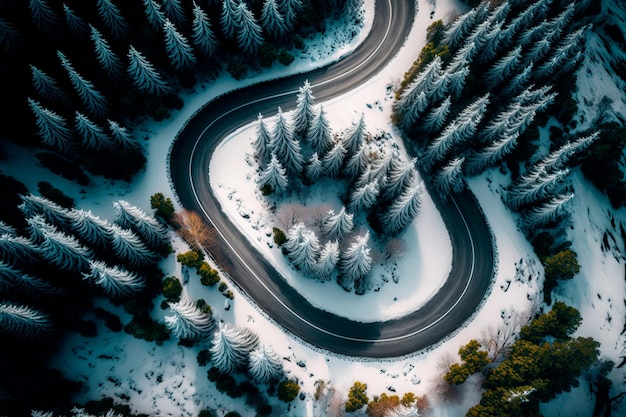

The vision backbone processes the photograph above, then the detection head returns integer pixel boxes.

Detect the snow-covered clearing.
[2,0,623,416]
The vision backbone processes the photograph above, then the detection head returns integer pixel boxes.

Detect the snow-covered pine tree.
[343,142,370,181]
[220,0,239,39]
[26,214,57,244]
[258,153,289,194]
[191,1,219,57]
[36,222,92,273]
[280,0,303,31]
[248,344,283,384]
[348,178,380,213]
[58,51,108,120]
[477,20,504,66]
[30,65,69,105]
[393,57,442,128]
[252,114,273,167]
[68,209,115,250]
[74,111,117,150]
[521,192,575,229]
[18,193,72,229]
[109,224,157,269]
[432,156,466,198]
[163,18,197,71]
[315,240,339,281]
[293,80,316,138]
[162,0,187,28]
[29,0,61,37]
[164,293,215,340]
[462,18,493,61]
[307,105,334,157]
[211,323,260,374]
[0,221,15,236]
[0,233,39,267]
[446,40,476,74]
[484,45,522,86]
[321,207,354,242]
[382,157,417,202]
[108,119,140,149]
[321,140,347,178]
[90,25,124,81]
[260,0,288,40]
[287,228,319,274]
[442,6,480,49]
[271,107,303,176]
[545,2,575,43]
[506,169,569,210]
[502,63,533,97]
[0,261,59,297]
[143,0,165,32]
[113,200,169,250]
[236,2,265,54]
[338,231,372,293]
[283,222,306,253]
[305,152,323,182]
[342,113,367,158]
[127,45,171,96]
[422,96,452,133]
[0,17,23,54]
[0,302,52,339]
[83,260,146,298]
[387,402,421,417]
[446,66,469,100]
[465,132,519,176]
[353,165,373,190]
[378,181,423,235]
[97,0,128,40]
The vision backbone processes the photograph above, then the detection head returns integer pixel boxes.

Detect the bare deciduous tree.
[173,209,215,250]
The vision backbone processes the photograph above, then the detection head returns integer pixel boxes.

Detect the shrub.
[197,349,211,367]
[273,227,286,246]
[346,381,369,412]
[177,250,204,268]
[218,282,228,292]
[150,192,175,220]
[199,262,220,286]
[278,50,295,66]
[277,379,300,402]
[161,276,182,301]
[94,308,123,332]
[260,184,273,195]
[124,316,170,345]
[35,152,90,186]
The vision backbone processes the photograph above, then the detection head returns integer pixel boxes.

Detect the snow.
[2,0,624,416]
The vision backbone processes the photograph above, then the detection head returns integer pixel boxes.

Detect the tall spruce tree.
[271,107,303,176]
[58,51,108,120]
[235,2,265,54]
[339,231,372,293]
[90,25,124,80]
[248,344,283,384]
[521,192,575,229]
[293,80,316,138]
[307,105,334,157]
[83,260,146,298]
[163,18,197,71]
[28,98,74,153]
[74,111,116,150]
[0,302,52,339]
[315,240,339,281]
[97,0,128,40]
[252,113,273,167]
[127,45,171,96]
[113,200,169,250]
[260,0,288,40]
[378,181,423,235]
[191,1,219,57]
[321,207,354,242]
[211,323,260,374]
[162,0,187,28]
[30,65,68,105]
[165,293,215,340]
[432,157,466,198]
[258,153,289,195]
[321,140,347,178]
[143,0,165,31]
[305,152,323,183]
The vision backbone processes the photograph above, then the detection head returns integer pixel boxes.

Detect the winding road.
[168,0,495,358]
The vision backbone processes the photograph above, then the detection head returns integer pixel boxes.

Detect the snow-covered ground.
[2,0,623,416]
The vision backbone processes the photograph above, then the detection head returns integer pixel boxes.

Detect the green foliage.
[519,301,582,344]
[426,19,444,44]
[259,43,278,68]
[260,184,273,195]
[218,282,228,292]
[227,59,248,80]
[37,181,74,209]
[541,249,580,304]
[273,227,287,246]
[366,393,399,417]
[395,41,449,101]
[161,276,182,301]
[199,262,220,286]
[150,193,175,220]
[444,340,489,385]
[277,379,301,402]
[346,381,369,412]
[278,50,295,66]
[177,250,205,268]
[124,316,170,345]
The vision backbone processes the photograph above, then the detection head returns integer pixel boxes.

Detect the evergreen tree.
[220,0,239,40]
[18,193,72,228]
[248,344,283,384]
[506,169,569,210]
[462,18,493,62]
[252,113,273,167]
[502,63,534,97]
[0,17,23,54]
[484,45,522,86]
[343,142,370,181]
[97,0,128,40]
[283,222,306,254]
[315,240,339,281]
[446,66,469,99]
[0,302,52,339]
[271,107,303,176]
[236,2,265,55]
[353,165,373,190]
[432,157,466,198]
[90,25,124,80]
[339,231,372,292]
[58,51,109,120]
[127,46,171,96]
[321,207,354,242]
[287,228,319,274]
[446,40,477,74]
[258,153,289,195]
[143,0,165,31]
[379,181,423,235]
[83,260,146,298]
[211,323,260,374]
[442,6,480,49]
[421,95,451,134]
[0,222,15,236]
[74,111,116,150]
[191,1,219,57]
[36,222,92,272]
[26,214,57,244]
[165,293,215,340]
[321,140,347,178]
[348,178,380,213]
[293,80,316,138]
[343,113,367,157]
[382,157,417,202]
[393,57,442,127]
[113,200,169,250]
[0,261,59,297]
[109,224,157,269]
[30,65,68,105]
[0,233,39,268]
[305,152,323,182]
[163,18,197,71]
[260,0,288,40]
[307,105,334,156]
[521,192,575,228]
[466,133,519,176]
[68,209,115,250]
[162,0,187,28]
[280,0,303,31]
[108,119,140,149]
[29,0,61,37]
[477,20,504,65]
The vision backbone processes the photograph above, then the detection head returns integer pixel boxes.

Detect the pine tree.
[421,96,451,133]
[307,105,334,157]
[162,0,187,28]
[502,63,534,97]
[321,207,354,242]
[466,133,519,176]
[0,233,39,267]
[442,7,480,49]
[83,260,146,298]
[432,157,466,198]
[271,107,303,176]
[339,231,372,292]
[235,2,265,55]
[280,0,303,31]
[29,0,61,37]
[248,344,283,384]
[506,169,569,210]
[287,228,319,274]
[75,111,116,150]
[252,113,272,167]
[258,153,289,194]
[321,140,347,178]
[163,18,196,71]
[521,192,575,228]
[379,181,423,235]
[30,65,68,105]
[0,261,59,297]
[484,46,522,86]
[343,142,370,181]
[68,209,115,250]
[315,240,339,281]
[0,302,52,339]
[293,80,316,138]
[305,152,323,182]
[143,0,165,31]
[393,57,442,127]
[446,40,477,74]
[97,0,128,40]
[0,17,23,54]
[382,157,417,202]
[260,0,288,40]
[127,45,171,96]
[113,200,169,250]
[108,119,140,149]
[90,25,125,80]
[109,224,157,269]
[164,293,215,340]
[283,222,306,254]
[26,214,57,244]
[477,20,504,65]
[36,222,92,272]
[446,66,469,99]
[348,178,379,213]
[211,323,260,374]
[18,193,72,228]
[343,113,367,157]
[0,222,15,236]
[220,0,239,40]
[462,18,493,61]
[191,1,219,57]
[58,51,109,120]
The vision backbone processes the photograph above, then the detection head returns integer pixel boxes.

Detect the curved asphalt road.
[169,0,495,358]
